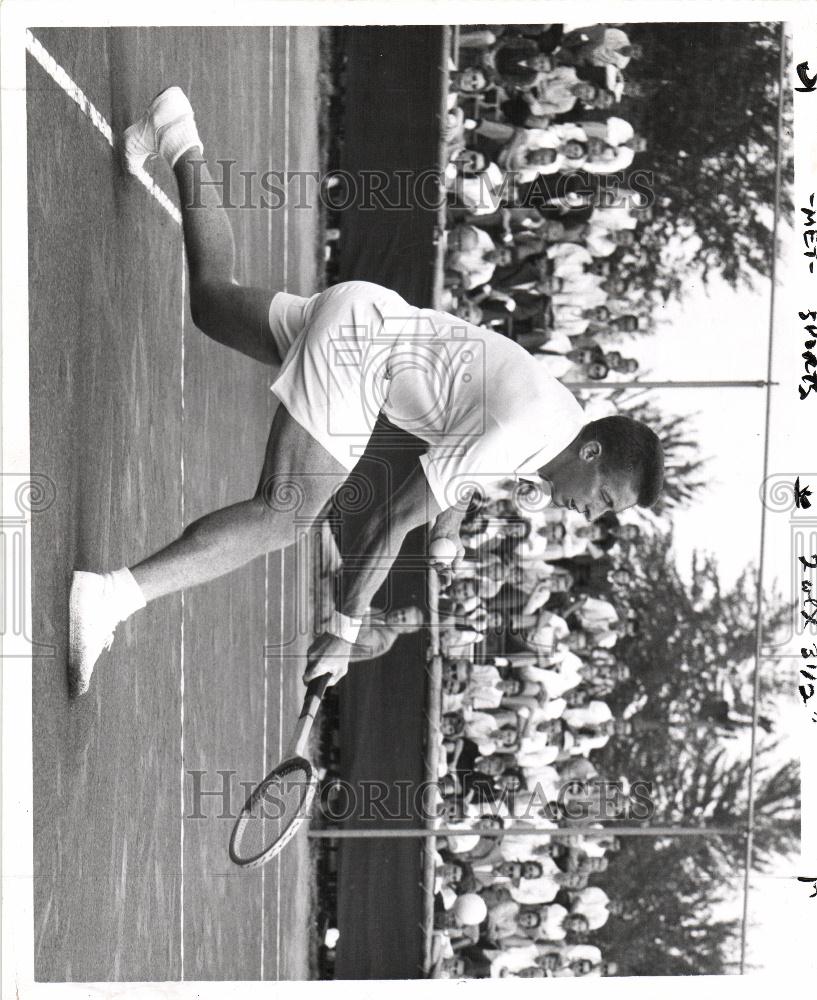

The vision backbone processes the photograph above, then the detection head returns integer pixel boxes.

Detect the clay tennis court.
[28,26,322,981]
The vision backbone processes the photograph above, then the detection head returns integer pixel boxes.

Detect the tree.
[586,529,799,974]
[556,22,791,305]
[610,22,792,304]
[602,529,789,729]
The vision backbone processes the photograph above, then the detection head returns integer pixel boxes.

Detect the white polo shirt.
[381,309,586,511]
[270,284,586,509]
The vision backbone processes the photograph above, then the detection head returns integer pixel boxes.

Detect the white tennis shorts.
[268,280,413,471]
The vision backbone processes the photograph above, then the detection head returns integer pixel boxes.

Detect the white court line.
[179,257,186,981]
[24,27,190,977]
[260,23,274,982]
[25,29,182,227]
[275,26,291,981]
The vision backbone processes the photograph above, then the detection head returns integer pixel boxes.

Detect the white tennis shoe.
[123,86,200,174]
[68,571,120,697]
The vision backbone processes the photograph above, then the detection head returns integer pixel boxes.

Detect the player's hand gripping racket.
[229,674,330,869]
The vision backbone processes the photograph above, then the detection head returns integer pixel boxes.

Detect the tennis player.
[68,87,663,696]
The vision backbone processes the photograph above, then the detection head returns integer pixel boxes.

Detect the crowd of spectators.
[426,467,640,978]
[442,22,650,386]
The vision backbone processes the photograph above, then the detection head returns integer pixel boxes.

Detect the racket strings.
[231,760,314,866]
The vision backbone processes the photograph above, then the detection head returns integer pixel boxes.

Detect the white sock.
[104,568,147,623]
[160,116,203,168]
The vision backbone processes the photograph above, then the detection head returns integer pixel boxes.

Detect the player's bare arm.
[304,460,439,686]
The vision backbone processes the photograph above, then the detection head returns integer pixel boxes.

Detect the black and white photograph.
[2,2,815,993]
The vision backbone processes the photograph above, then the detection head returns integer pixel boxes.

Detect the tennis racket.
[229,674,330,869]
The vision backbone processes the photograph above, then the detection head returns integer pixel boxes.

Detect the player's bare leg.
[130,407,346,603]
[125,85,278,363]
[69,87,345,695]
[174,148,279,364]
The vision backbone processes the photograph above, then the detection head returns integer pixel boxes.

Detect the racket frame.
[228,674,330,869]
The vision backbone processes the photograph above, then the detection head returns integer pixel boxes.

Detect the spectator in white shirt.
[567,594,620,634]
[569,885,622,930]
[446,152,507,216]
[521,905,590,943]
[518,648,588,697]
[523,66,597,117]
[563,696,613,730]
[556,26,642,70]
[509,868,587,906]
[446,224,513,290]
[585,224,637,258]
[547,241,594,277]
[510,607,571,657]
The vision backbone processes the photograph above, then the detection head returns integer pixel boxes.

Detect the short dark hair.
[583,415,664,508]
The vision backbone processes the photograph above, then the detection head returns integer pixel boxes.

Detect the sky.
[612,230,815,972]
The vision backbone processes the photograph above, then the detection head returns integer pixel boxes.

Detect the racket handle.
[290,674,330,758]
[302,674,331,717]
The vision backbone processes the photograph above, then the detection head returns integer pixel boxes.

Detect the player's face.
[522,861,542,879]
[551,449,639,523]
[539,954,561,971]
[519,967,546,978]
[518,911,539,929]
[563,141,585,159]
[501,677,522,695]
[576,83,596,102]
